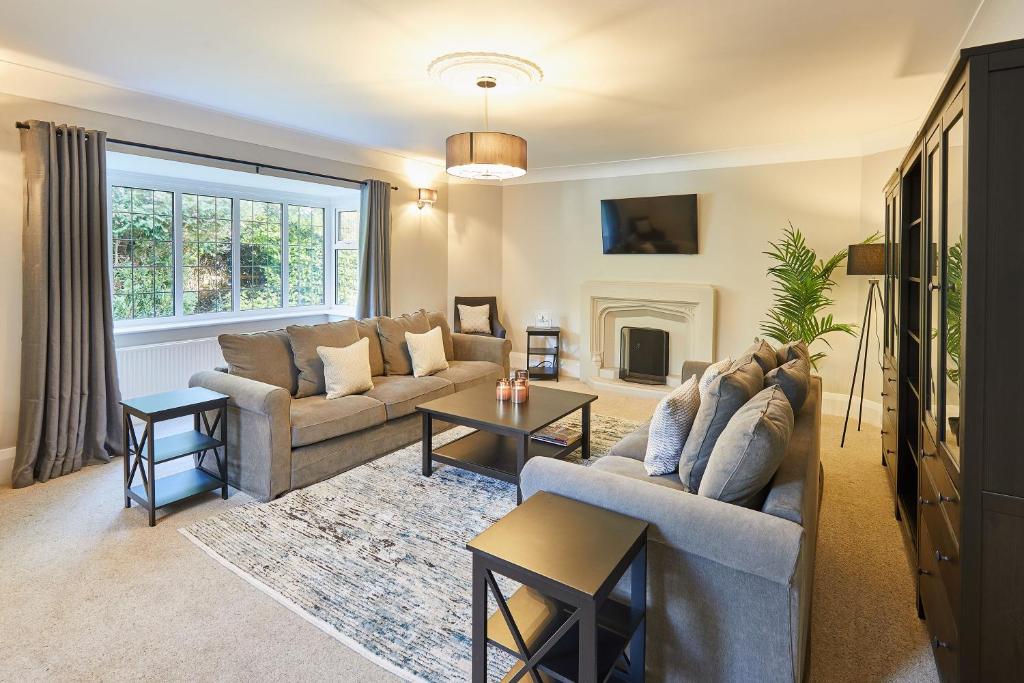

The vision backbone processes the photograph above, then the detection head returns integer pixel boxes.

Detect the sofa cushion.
[737,339,778,375]
[354,317,386,377]
[363,375,454,419]
[678,359,764,491]
[591,455,688,492]
[698,385,794,508]
[609,422,650,462]
[434,360,504,391]
[698,357,732,400]
[289,393,387,447]
[219,329,298,395]
[319,337,374,400]
[644,375,701,476]
[377,311,431,375]
[287,320,360,397]
[425,310,455,361]
[776,340,810,367]
[406,326,450,377]
[762,376,821,524]
[764,358,811,413]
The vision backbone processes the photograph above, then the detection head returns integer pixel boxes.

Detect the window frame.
[333,208,360,309]
[107,169,354,331]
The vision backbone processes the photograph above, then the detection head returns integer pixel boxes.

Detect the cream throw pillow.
[458,304,491,334]
[317,338,374,400]
[405,326,450,377]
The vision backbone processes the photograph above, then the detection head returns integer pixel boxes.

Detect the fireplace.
[619,327,669,384]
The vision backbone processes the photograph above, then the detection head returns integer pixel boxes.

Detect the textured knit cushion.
[678,359,764,491]
[354,317,386,377]
[698,357,732,400]
[643,375,701,475]
[458,304,491,334]
[219,329,298,394]
[738,338,778,374]
[764,358,811,412]
[287,320,360,398]
[698,385,794,508]
[776,340,811,367]
[317,337,374,400]
[377,311,431,375]
[405,326,450,377]
[425,310,455,361]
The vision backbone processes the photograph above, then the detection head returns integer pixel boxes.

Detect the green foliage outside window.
[240,200,283,311]
[111,186,174,320]
[288,205,325,307]
[183,193,233,315]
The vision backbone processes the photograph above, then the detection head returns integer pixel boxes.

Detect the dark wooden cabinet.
[883,38,1024,682]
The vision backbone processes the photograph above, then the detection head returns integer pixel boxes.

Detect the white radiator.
[116,337,225,400]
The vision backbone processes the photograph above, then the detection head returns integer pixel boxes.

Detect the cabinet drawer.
[881,416,897,475]
[922,448,961,539]
[919,521,959,682]
[920,468,961,611]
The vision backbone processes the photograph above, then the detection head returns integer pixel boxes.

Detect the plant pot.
[948,416,960,445]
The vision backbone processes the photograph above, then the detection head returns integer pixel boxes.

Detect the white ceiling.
[0,0,981,170]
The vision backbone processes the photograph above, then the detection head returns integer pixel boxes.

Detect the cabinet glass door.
[927,143,942,425]
[943,116,964,465]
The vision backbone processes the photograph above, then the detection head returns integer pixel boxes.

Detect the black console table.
[121,387,229,526]
[467,491,648,682]
[526,326,560,381]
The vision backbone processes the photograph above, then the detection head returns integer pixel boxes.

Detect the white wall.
[963,0,1024,47]
[446,181,503,320]
[500,150,904,397]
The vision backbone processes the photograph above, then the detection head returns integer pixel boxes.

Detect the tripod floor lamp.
[841,243,885,447]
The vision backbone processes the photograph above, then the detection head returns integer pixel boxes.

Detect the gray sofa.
[189,311,511,501]
[520,361,823,682]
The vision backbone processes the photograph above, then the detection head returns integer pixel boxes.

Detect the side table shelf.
[526,327,561,382]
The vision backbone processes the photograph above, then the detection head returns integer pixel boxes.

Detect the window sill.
[114,308,338,336]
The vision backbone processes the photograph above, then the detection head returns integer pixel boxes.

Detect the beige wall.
[500,150,904,397]
[446,181,503,319]
[0,92,450,454]
[963,0,1024,47]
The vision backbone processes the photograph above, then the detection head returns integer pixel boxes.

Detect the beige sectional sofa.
[189,310,511,501]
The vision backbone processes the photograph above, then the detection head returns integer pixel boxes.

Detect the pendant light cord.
[483,86,490,132]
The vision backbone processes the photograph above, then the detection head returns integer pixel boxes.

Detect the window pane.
[111,185,174,320]
[239,199,283,310]
[288,205,324,307]
[335,249,358,307]
[182,193,233,315]
[338,209,359,244]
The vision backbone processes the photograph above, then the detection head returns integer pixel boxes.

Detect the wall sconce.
[417,188,437,209]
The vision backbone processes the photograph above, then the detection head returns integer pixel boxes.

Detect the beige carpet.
[0,380,937,681]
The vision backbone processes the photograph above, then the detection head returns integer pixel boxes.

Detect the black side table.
[526,326,560,382]
[467,491,648,683]
[122,387,229,526]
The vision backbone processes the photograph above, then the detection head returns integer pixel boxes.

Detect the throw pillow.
[698,357,732,400]
[643,375,701,475]
[776,340,811,367]
[317,337,374,400]
[425,310,455,360]
[218,329,298,395]
[458,304,491,334]
[377,311,431,375]
[738,338,778,374]
[698,385,794,508]
[764,358,811,413]
[678,359,764,491]
[405,326,450,377]
[286,320,360,398]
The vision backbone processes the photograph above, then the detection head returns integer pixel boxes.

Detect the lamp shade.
[446,132,527,180]
[847,243,885,275]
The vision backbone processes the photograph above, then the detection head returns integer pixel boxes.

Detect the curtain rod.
[14,121,399,191]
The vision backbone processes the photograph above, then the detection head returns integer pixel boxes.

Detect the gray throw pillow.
[643,375,701,476]
[287,320,361,398]
[738,338,778,374]
[425,310,455,361]
[354,317,386,377]
[775,340,810,367]
[698,385,794,508]
[377,311,431,375]
[764,358,810,413]
[218,329,298,395]
[678,359,764,491]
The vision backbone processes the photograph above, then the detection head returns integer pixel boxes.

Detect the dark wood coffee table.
[417,384,597,503]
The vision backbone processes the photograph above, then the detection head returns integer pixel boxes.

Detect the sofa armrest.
[189,370,292,501]
[452,332,511,376]
[520,458,804,585]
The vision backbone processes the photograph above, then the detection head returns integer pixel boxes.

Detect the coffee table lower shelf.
[431,430,583,483]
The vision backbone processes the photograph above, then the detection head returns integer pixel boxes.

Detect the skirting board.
[0,446,15,488]
[510,351,882,427]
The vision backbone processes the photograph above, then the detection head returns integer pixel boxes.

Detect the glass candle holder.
[512,379,528,404]
[496,378,512,401]
[514,370,530,398]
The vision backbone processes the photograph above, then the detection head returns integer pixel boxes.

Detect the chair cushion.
[678,359,764,491]
[425,310,455,361]
[458,304,491,334]
[363,375,454,419]
[609,422,650,461]
[289,393,387,447]
[764,358,811,413]
[644,375,701,475]
[698,385,794,508]
[287,320,360,397]
[319,337,374,400]
[591,455,688,492]
[377,311,431,375]
[219,329,298,395]
[433,360,504,391]
[406,326,450,377]
[354,317,386,377]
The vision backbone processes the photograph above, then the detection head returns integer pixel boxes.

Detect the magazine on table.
[531,424,582,447]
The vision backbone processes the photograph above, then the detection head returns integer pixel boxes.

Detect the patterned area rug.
[181,412,640,682]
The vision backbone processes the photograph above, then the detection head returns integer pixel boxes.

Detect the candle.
[515,370,530,398]
[496,379,511,401]
[512,379,528,404]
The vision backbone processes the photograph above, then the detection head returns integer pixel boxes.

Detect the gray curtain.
[356,179,391,318]
[13,121,122,488]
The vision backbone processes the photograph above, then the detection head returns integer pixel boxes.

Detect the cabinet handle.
[881,391,889,397]
[918,567,932,576]
[939,494,958,504]
[928,282,941,292]
[885,449,895,455]
[919,496,935,506]
[931,637,951,650]
[887,407,896,413]
[881,430,889,436]
[935,549,952,563]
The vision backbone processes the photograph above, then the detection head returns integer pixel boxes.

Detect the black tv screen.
[601,194,698,254]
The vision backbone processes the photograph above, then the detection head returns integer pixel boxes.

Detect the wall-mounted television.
[601,194,698,254]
